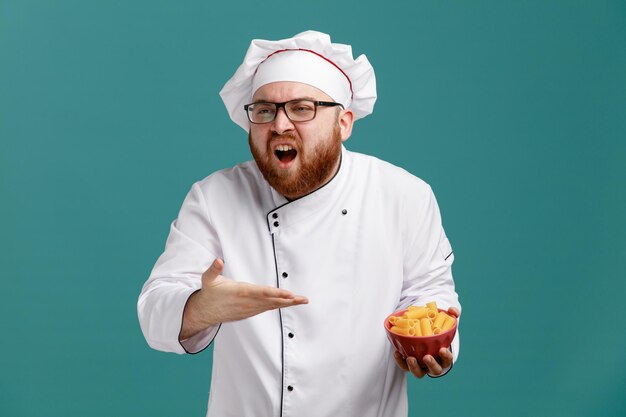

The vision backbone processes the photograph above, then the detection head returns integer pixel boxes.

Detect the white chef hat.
[220,30,377,131]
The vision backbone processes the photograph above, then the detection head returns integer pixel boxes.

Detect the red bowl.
[384,308,457,360]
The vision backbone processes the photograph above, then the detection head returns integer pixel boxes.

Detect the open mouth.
[274,144,298,164]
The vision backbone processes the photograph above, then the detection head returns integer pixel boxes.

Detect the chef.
[138,30,461,417]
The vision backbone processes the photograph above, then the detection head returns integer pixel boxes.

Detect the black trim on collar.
[265,152,343,219]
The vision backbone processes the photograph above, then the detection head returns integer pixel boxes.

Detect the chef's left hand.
[392,306,459,379]
[393,348,453,378]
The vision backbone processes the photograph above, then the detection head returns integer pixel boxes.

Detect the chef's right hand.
[179,258,308,340]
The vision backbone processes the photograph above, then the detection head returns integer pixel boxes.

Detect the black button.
[272,213,278,219]
[273,221,279,227]
[287,385,294,391]
[288,332,294,338]
[282,272,288,278]
[342,209,347,215]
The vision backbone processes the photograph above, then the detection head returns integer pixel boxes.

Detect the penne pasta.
[442,315,456,331]
[391,326,416,336]
[405,307,429,319]
[433,312,447,329]
[419,318,433,336]
[394,319,411,328]
[387,300,457,338]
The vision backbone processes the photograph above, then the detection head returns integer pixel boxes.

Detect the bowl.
[384,308,457,360]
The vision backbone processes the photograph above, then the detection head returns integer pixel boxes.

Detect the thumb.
[202,258,224,286]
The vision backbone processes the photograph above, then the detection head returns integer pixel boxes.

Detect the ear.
[338,109,354,142]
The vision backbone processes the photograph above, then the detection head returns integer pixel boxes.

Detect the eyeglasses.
[244,99,344,124]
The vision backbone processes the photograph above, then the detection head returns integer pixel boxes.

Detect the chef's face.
[248,81,354,200]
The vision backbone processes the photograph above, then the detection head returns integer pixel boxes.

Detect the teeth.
[276,145,294,151]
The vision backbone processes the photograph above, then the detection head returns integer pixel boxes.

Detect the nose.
[272,106,295,135]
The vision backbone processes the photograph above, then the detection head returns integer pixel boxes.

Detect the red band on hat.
[257,48,354,100]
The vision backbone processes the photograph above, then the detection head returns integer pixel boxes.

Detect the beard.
[249,124,342,200]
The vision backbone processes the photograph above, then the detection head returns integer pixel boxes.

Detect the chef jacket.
[138,145,461,417]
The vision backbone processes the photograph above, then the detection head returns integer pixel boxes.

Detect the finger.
[202,258,224,284]
[406,356,426,379]
[447,307,460,318]
[423,354,443,376]
[268,296,309,308]
[290,296,309,304]
[438,348,453,369]
[393,351,410,372]
[259,285,299,299]
[250,285,309,304]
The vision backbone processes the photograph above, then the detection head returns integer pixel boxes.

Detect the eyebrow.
[251,96,318,104]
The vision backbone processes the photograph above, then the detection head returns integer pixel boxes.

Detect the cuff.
[179,324,221,354]
[177,290,221,354]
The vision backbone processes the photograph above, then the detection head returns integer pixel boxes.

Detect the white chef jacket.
[138,145,461,417]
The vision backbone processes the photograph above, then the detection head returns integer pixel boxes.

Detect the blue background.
[1,1,625,415]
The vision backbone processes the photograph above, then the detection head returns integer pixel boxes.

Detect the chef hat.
[220,30,377,131]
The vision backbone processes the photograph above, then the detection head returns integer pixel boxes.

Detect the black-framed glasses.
[244,99,344,124]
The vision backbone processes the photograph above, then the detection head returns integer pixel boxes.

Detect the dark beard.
[249,125,342,200]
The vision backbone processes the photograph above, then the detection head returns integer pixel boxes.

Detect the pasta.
[433,312,447,329]
[420,318,433,336]
[390,325,416,336]
[388,301,457,338]
[405,306,429,319]
[442,315,456,331]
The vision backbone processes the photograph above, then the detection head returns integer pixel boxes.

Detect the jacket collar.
[266,145,351,233]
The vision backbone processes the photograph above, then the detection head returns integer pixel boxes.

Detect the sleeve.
[137,182,222,354]
[399,184,461,366]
